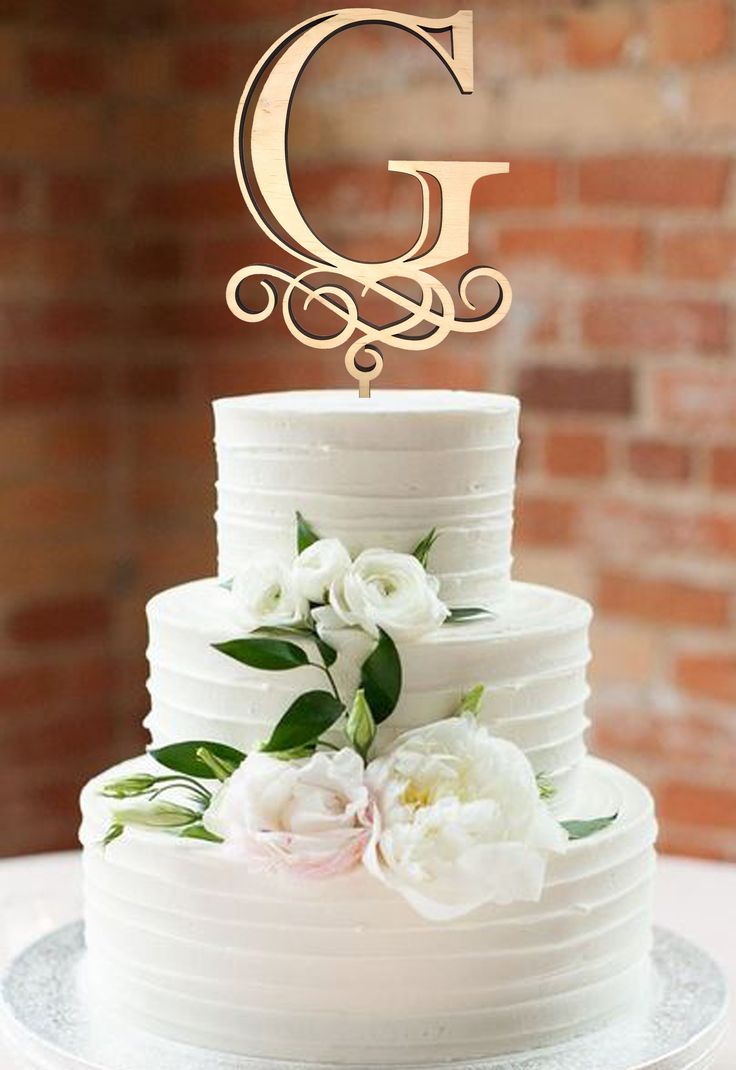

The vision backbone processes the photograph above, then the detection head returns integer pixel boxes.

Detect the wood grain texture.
[225,8,512,395]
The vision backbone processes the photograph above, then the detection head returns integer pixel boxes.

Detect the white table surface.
[1,851,734,1068]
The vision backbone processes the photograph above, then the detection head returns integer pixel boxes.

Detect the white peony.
[203,748,373,877]
[318,548,448,643]
[363,716,567,920]
[230,553,308,631]
[292,538,351,604]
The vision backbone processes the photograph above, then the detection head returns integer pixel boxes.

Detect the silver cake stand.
[0,922,728,1070]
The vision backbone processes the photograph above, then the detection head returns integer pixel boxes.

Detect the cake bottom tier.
[79,757,657,1066]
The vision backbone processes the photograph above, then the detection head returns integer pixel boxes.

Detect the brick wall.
[1,0,735,858]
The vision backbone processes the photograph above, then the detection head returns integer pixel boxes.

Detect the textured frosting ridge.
[144,578,592,809]
[78,388,659,1064]
[80,758,656,1064]
[214,390,519,608]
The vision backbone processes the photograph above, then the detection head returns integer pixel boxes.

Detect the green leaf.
[458,683,485,717]
[261,690,345,754]
[296,511,321,554]
[536,773,556,801]
[360,628,402,725]
[101,774,159,799]
[213,638,309,671]
[345,689,376,762]
[150,740,246,779]
[444,607,495,624]
[252,624,313,638]
[561,813,618,841]
[113,801,201,829]
[315,634,338,668]
[102,823,124,846]
[179,822,224,844]
[195,746,234,782]
[411,527,440,568]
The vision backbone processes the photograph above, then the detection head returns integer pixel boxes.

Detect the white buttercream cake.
[79,390,658,1064]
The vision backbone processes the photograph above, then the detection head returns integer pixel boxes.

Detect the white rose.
[204,748,373,877]
[230,553,308,631]
[292,538,351,604]
[320,549,448,642]
[363,716,567,920]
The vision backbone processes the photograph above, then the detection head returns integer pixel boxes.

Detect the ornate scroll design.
[226,9,512,397]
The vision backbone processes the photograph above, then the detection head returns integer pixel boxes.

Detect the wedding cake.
[79,389,657,1065]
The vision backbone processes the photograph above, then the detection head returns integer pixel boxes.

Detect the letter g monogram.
[226,9,512,396]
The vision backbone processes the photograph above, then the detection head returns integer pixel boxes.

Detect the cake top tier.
[213,389,520,609]
[213,390,519,448]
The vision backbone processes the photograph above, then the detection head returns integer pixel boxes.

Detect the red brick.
[113,104,191,169]
[514,494,578,546]
[593,707,733,765]
[0,361,107,406]
[649,0,730,64]
[658,229,736,281]
[692,69,736,128]
[44,174,106,223]
[27,44,107,93]
[659,782,736,830]
[499,224,643,276]
[132,408,213,466]
[114,39,171,95]
[0,102,103,165]
[597,572,729,628]
[584,501,736,560]
[652,367,736,432]
[1,477,107,535]
[0,665,57,711]
[115,239,183,282]
[578,156,730,208]
[8,595,112,644]
[566,5,637,68]
[133,175,243,222]
[0,173,23,217]
[711,447,736,489]
[293,163,425,218]
[134,298,243,340]
[583,296,728,353]
[45,416,113,464]
[125,360,185,401]
[628,438,691,482]
[676,653,736,705]
[519,364,633,416]
[544,429,609,478]
[173,41,233,90]
[472,158,560,210]
[657,827,735,863]
[0,231,105,286]
[185,0,303,23]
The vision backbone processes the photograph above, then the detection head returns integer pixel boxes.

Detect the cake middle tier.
[213,390,519,608]
[145,579,592,810]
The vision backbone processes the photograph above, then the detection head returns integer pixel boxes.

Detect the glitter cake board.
[0,923,728,1070]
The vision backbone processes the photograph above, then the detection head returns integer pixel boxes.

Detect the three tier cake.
[79,389,658,1064]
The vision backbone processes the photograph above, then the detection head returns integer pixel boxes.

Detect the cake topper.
[226,9,512,396]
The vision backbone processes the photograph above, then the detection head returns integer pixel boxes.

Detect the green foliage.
[179,823,224,844]
[213,637,309,671]
[561,814,618,841]
[360,628,402,724]
[457,683,485,717]
[346,689,377,762]
[445,607,495,623]
[411,527,439,568]
[296,511,321,553]
[260,691,345,755]
[149,740,246,779]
